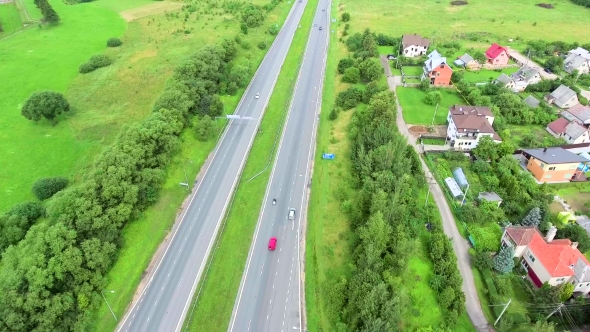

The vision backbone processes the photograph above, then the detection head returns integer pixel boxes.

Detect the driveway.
[506,48,559,80]
[379,60,494,332]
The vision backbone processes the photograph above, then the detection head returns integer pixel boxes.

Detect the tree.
[531,321,556,332]
[32,177,69,200]
[338,58,355,74]
[419,78,430,91]
[342,67,360,83]
[21,91,70,123]
[473,251,494,270]
[473,51,486,63]
[106,37,122,47]
[473,136,499,161]
[257,41,266,50]
[34,0,59,24]
[341,12,350,22]
[241,5,265,28]
[195,115,215,141]
[493,247,514,274]
[544,56,564,73]
[329,108,338,120]
[359,58,382,82]
[451,71,464,83]
[521,207,542,227]
[559,282,574,302]
[268,23,279,36]
[423,90,442,105]
[557,224,590,252]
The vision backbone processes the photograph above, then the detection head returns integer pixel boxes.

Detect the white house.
[446,105,501,150]
[401,34,430,58]
[546,118,590,144]
[545,85,579,109]
[564,48,590,75]
[510,65,542,92]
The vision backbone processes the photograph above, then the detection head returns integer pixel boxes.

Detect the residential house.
[520,147,589,182]
[562,104,590,125]
[485,43,509,66]
[501,225,590,294]
[401,34,430,57]
[478,192,502,207]
[454,53,479,69]
[564,48,590,75]
[422,50,453,86]
[545,84,579,109]
[495,73,515,89]
[546,118,589,144]
[510,65,541,92]
[446,105,501,150]
[524,95,540,108]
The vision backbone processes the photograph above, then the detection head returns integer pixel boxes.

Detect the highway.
[228,1,330,331]
[115,1,309,331]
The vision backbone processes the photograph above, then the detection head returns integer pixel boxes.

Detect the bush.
[32,177,69,200]
[335,86,363,110]
[257,41,267,50]
[329,108,338,120]
[424,90,442,105]
[195,115,215,141]
[268,23,279,35]
[79,54,112,74]
[473,251,494,270]
[494,247,515,274]
[418,78,430,91]
[106,37,122,47]
[492,274,511,296]
[342,67,360,83]
[21,91,70,123]
[337,58,355,74]
[341,12,350,22]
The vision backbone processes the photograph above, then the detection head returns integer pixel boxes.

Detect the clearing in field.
[120,1,184,22]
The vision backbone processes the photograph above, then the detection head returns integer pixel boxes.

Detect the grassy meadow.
[339,0,590,45]
[397,87,465,125]
[0,2,22,36]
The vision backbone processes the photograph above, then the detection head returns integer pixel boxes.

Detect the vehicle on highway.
[268,237,277,251]
[288,208,296,220]
[272,198,277,205]
[255,92,260,99]
[319,26,322,30]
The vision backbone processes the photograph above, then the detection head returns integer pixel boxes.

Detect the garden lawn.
[462,68,519,84]
[0,3,22,35]
[507,124,557,148]
[554,183,590,215]
[402,65,424,76]
[397,87,465,125]
[340,0,590,44]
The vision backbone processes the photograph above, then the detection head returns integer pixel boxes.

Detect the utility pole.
[494,299,512,326]
[430,103,439,127]
[545,303,564,320]
[101,290,117,322]
[461,183,470,206]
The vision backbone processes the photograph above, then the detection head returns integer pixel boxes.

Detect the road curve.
[115,2,309,331]
[227,1,330,332]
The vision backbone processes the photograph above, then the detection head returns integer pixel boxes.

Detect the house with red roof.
[485,43,509,66]
[501,225,590,294]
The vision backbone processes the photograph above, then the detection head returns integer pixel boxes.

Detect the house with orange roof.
[485,43,509,66]
[501,225,590,294]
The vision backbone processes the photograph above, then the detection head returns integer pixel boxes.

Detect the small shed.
[478,192,503,207]
[445,177,464,199]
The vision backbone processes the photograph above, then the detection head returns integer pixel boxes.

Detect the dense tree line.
[34,0,60,24]
[570,0,590,7]
[0,202,44,255]
[0,40,242,331]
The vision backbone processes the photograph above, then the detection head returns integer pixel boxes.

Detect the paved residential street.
[380,59,494,332]
[506,48,559,80]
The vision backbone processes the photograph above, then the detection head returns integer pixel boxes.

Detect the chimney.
[572,242,579,250]
[543,147,548,153]
[546,225,557,243]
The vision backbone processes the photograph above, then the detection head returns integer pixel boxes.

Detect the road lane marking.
[154,301,158,306]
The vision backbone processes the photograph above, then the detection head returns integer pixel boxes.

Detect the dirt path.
[379,59,494,332]
[120,1,184,22]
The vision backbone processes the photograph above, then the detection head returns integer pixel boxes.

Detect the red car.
[268,237,277,251]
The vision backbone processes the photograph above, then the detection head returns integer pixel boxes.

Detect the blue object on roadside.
[322,153,335,160]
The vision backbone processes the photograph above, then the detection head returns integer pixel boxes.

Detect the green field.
[340,0,590,44]
[397,87,465,125]
[0,3,22,35]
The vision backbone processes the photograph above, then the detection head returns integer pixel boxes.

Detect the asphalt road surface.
[228,1,330,332]
[116,2,309,331]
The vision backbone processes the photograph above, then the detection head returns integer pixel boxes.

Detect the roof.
[449,112,501,140]
[478,192,502,202]
[522,147,590,164]
[570,47,590,60]
[528,232,590,278]
[566,104,590,123]
[549,85,577,106]
[505,226,541,246]
[428,50,441,59]
[449,105,494,117]
[495,73,514,85]
[485,43,507,60]
[402,34,430,48]
[564,54,588,73]
[511,65,539,82]
[445,177,463,198]
[574,258,590,283]
[565,121,587,140]
[424,51,451,72]
[547,118,569,134]
[524,95,540,108]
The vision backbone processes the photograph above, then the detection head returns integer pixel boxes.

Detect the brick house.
[485,43,509,66]
[422,50,452,86]
[501,225,590,294]
[401,34,430,57]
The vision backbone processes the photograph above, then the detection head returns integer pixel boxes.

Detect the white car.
[255,92,260,99]
[288,208,296,220]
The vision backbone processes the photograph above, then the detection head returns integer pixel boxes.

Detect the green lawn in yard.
[398,87,465,125]
[402,65,424,76]
[462,68,519,84]
[390,61,401,75]
[378,45,394,55]
[340,0,590,44]
[554,183,590,215]
[421,137,446,145]
[0,3,22,35]
[506,124,559,148]
[181,1,318,331]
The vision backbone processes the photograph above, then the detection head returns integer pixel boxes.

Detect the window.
[579,284,583,288]
[564,174,572,179]
[549,166,556,171]
[556,278,565,283]
[544,174,552,179]
[587,283,590,287]
[526,251,535,263]
[540,162,545,169]
[569,164,577,169]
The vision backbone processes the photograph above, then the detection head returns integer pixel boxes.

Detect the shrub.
[268,23,279,35]
[329,108,338,120]
[342,67,360,83]
[418,78,430,91]
[335,86,363,110]
[32,177,69,200]
[492,274,511,296]
[21,91,70,123]
[195,115,215,141]
[106,37,122,47]
[337,58,355,74]
[494,247,515,274]
[473,251,494,270]
[257,41,267,50]
[79,54,112,74]
[341,12,350,22]
[424,90,442,105]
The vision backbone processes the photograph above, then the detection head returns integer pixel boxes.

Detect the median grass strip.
[182,1,320,331]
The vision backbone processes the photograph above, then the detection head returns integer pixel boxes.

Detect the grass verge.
[182,1,320,331]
